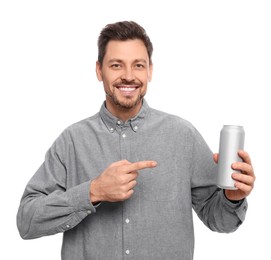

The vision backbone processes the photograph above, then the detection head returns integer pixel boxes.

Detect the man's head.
[97,21,153,66]
[96,21,153,120]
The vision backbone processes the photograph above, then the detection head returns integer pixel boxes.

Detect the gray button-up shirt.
[17,100,247,260]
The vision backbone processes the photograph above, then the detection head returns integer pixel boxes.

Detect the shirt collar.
[99,99,149,133]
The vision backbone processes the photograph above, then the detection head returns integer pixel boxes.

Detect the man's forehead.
[104,40,149,60]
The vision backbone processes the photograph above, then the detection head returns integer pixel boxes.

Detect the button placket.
[119,122,133,257]
[123,213,132,257]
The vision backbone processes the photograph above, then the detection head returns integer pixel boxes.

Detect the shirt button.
[125,249,130,255]
[117,120,121,125]
[87,210,91,214]
[125,218,130,224]
[110,128,114,132]
[66,224,70,229]
[122,134,126,138]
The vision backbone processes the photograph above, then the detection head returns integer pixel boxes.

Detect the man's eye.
[111,64,121,69]
[135,64,144,69]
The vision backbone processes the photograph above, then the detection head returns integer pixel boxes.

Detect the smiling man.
[97,38,152,121]
[17,21,255,260]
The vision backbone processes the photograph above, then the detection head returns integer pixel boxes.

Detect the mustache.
[113,80,142,87]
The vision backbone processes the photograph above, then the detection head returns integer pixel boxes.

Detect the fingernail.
[232,163,239,169]
[152,161,157,167]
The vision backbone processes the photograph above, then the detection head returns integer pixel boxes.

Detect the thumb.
[213,153,219,164]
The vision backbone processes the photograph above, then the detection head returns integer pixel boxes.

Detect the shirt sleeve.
[17,131,97,239]
[190,127,248,233]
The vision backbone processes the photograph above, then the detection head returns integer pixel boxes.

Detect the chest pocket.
[137,163,179,202]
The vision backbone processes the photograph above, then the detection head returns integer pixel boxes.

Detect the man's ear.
[96,61,103,81]
[148,63,153,82]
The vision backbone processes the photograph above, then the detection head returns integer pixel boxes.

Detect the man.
[17,21,255,259]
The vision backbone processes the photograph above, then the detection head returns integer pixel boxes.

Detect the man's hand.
[213,150,255,201]
[90,160,157,203]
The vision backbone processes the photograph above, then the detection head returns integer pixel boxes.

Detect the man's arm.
[190,128,250,233]
[17,136,96,239]
[17,131,157,239]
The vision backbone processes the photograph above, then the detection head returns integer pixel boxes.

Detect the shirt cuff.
[221,191,248,222]
[67,181,97,214]
[93,202,102,208]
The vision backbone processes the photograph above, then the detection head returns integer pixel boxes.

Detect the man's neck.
[105,99,143,122]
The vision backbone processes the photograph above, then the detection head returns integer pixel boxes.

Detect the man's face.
[96,39,153,112]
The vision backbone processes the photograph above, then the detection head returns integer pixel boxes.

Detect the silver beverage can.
[217,125,245,190]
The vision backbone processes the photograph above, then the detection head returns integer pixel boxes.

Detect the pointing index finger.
[124,161,157,173]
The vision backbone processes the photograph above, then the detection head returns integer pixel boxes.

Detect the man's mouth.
[115,84,141,94]
[117,86,138,92]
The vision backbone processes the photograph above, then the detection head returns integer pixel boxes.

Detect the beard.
[106,80,145,110]
[107,90,145,110]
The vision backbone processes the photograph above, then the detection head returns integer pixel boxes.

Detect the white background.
[1,0,270,259]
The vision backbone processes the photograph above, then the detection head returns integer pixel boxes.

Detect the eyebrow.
[108,59,147,64]
[108,59,123,63]
[134,59,147,64]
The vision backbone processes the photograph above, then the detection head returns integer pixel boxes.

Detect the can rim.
[223,125,243,128]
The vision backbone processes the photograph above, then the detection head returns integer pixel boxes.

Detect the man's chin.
[115,96,143,110]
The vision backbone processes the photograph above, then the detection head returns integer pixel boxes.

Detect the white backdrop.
[1,1,270,259]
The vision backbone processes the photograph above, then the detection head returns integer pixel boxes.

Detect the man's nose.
[120,68,135,81]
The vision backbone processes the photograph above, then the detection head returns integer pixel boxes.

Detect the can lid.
[223,125,243,128]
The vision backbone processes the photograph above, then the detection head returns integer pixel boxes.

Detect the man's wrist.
[223,190,243,204]
[90,179,102,204]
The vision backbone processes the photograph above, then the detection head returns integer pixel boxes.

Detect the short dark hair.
[97,21,153,65]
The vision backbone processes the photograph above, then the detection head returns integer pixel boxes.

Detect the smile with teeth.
[119,87,136,91]
[117,86,139,92]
